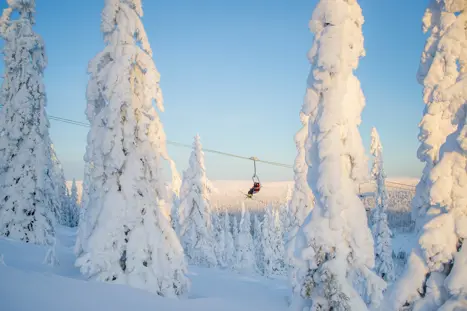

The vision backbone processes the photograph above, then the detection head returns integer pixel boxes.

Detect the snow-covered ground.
[0,226,290,311]
[2,177,419,311]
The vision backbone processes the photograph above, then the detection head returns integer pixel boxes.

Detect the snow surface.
[0,226,290,311]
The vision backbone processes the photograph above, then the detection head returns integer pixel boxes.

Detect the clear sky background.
[0,0,430,181]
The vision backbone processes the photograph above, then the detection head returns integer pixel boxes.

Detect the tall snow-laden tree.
[383,2,467,310]
[166,160,181,222]
[169,168,182,235]
[49,144,68,225]
[253,213,264,274]
[291,1,386,310]
[68,178,80,227]
[223,212,236,268]
[234,202,256,273]
[287,111,315,302]
[75,0,189,297]
[178,134,217,267]
[75,162,92,256]
[262,205,286,277]
[411,0,463,232]
[212,205,226,268]
[0,0,58,245]
[232,213,239,252]
[370,128,395,283]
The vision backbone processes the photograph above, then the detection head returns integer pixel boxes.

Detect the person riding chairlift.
[247,182,261,198]
[246,157,261,198]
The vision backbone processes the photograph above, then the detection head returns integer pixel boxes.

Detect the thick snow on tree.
[286,112,314,238]
[169,167,182,234]
[223,212,236,268]
[170,196,181,236]
[178,134,217,267]
[232,214,239,249]
[49,144,68,225]
[165,161,181,222]
[74,162,91,256]
[212,205,226,268]
[262,205,286,277]
[411,0,464,232]
[383,2,467,310]
[291,1,385,310]
[253,214,264,274]
[75,0,189,297]
[370,128,395,283]
[234,203,256,273]
[0,0,59,246]
[286,112,315,302]
[67,178,80,227]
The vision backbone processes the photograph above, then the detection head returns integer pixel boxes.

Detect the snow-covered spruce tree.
[170,195,181,235]
[287,112,315,302]
[169,169,182,235]
[68,178,80,227]
[74,161,92,256]
[212,205,226,267]
[279,202,289,235]
[291,1,386,310]
[262,205,286,277]
[49,144,68,225]
[232,213,239,251]
[383,2,467,310]
[410,0,463,232]
[0,0,58,245]
[253,213,264,274]
[75,0,189,297]
[287,112,315,239]
[178,134,217,267]
[370,128,394,283]
[223,211,236,268]
[234,203,256,273]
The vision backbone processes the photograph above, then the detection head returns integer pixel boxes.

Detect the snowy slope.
[0,226,289,311]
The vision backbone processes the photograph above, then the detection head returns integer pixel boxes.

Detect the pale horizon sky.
[0,0,429,182]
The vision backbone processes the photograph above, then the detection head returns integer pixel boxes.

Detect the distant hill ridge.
[66,178,418,209]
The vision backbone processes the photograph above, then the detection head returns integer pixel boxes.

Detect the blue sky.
[0,0,429,181]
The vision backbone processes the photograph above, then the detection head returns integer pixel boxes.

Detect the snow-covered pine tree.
[287,112,315,238]
[170,195,181,236]
[291,1,386,310]
[272,207,286,276]
[232,213,239,252]
[50,144,68,225]
[410,1,464,233]
[169,167,182,235]
[212,204,226,268]
[234,202,256,273]
[279,203,289,236]
[74,161,92,256]
[253,213,264,274]
[261,205,272,275]
[370,128,394,283]
[223,211,236,268]
[75,0,189,297]
[68,178,80,227]
[383,2,467,310]
[179,137,216,260]
[286,112,315,302]
[178,134,217,267]
[0,0,58,245]
[262,205,286,277]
